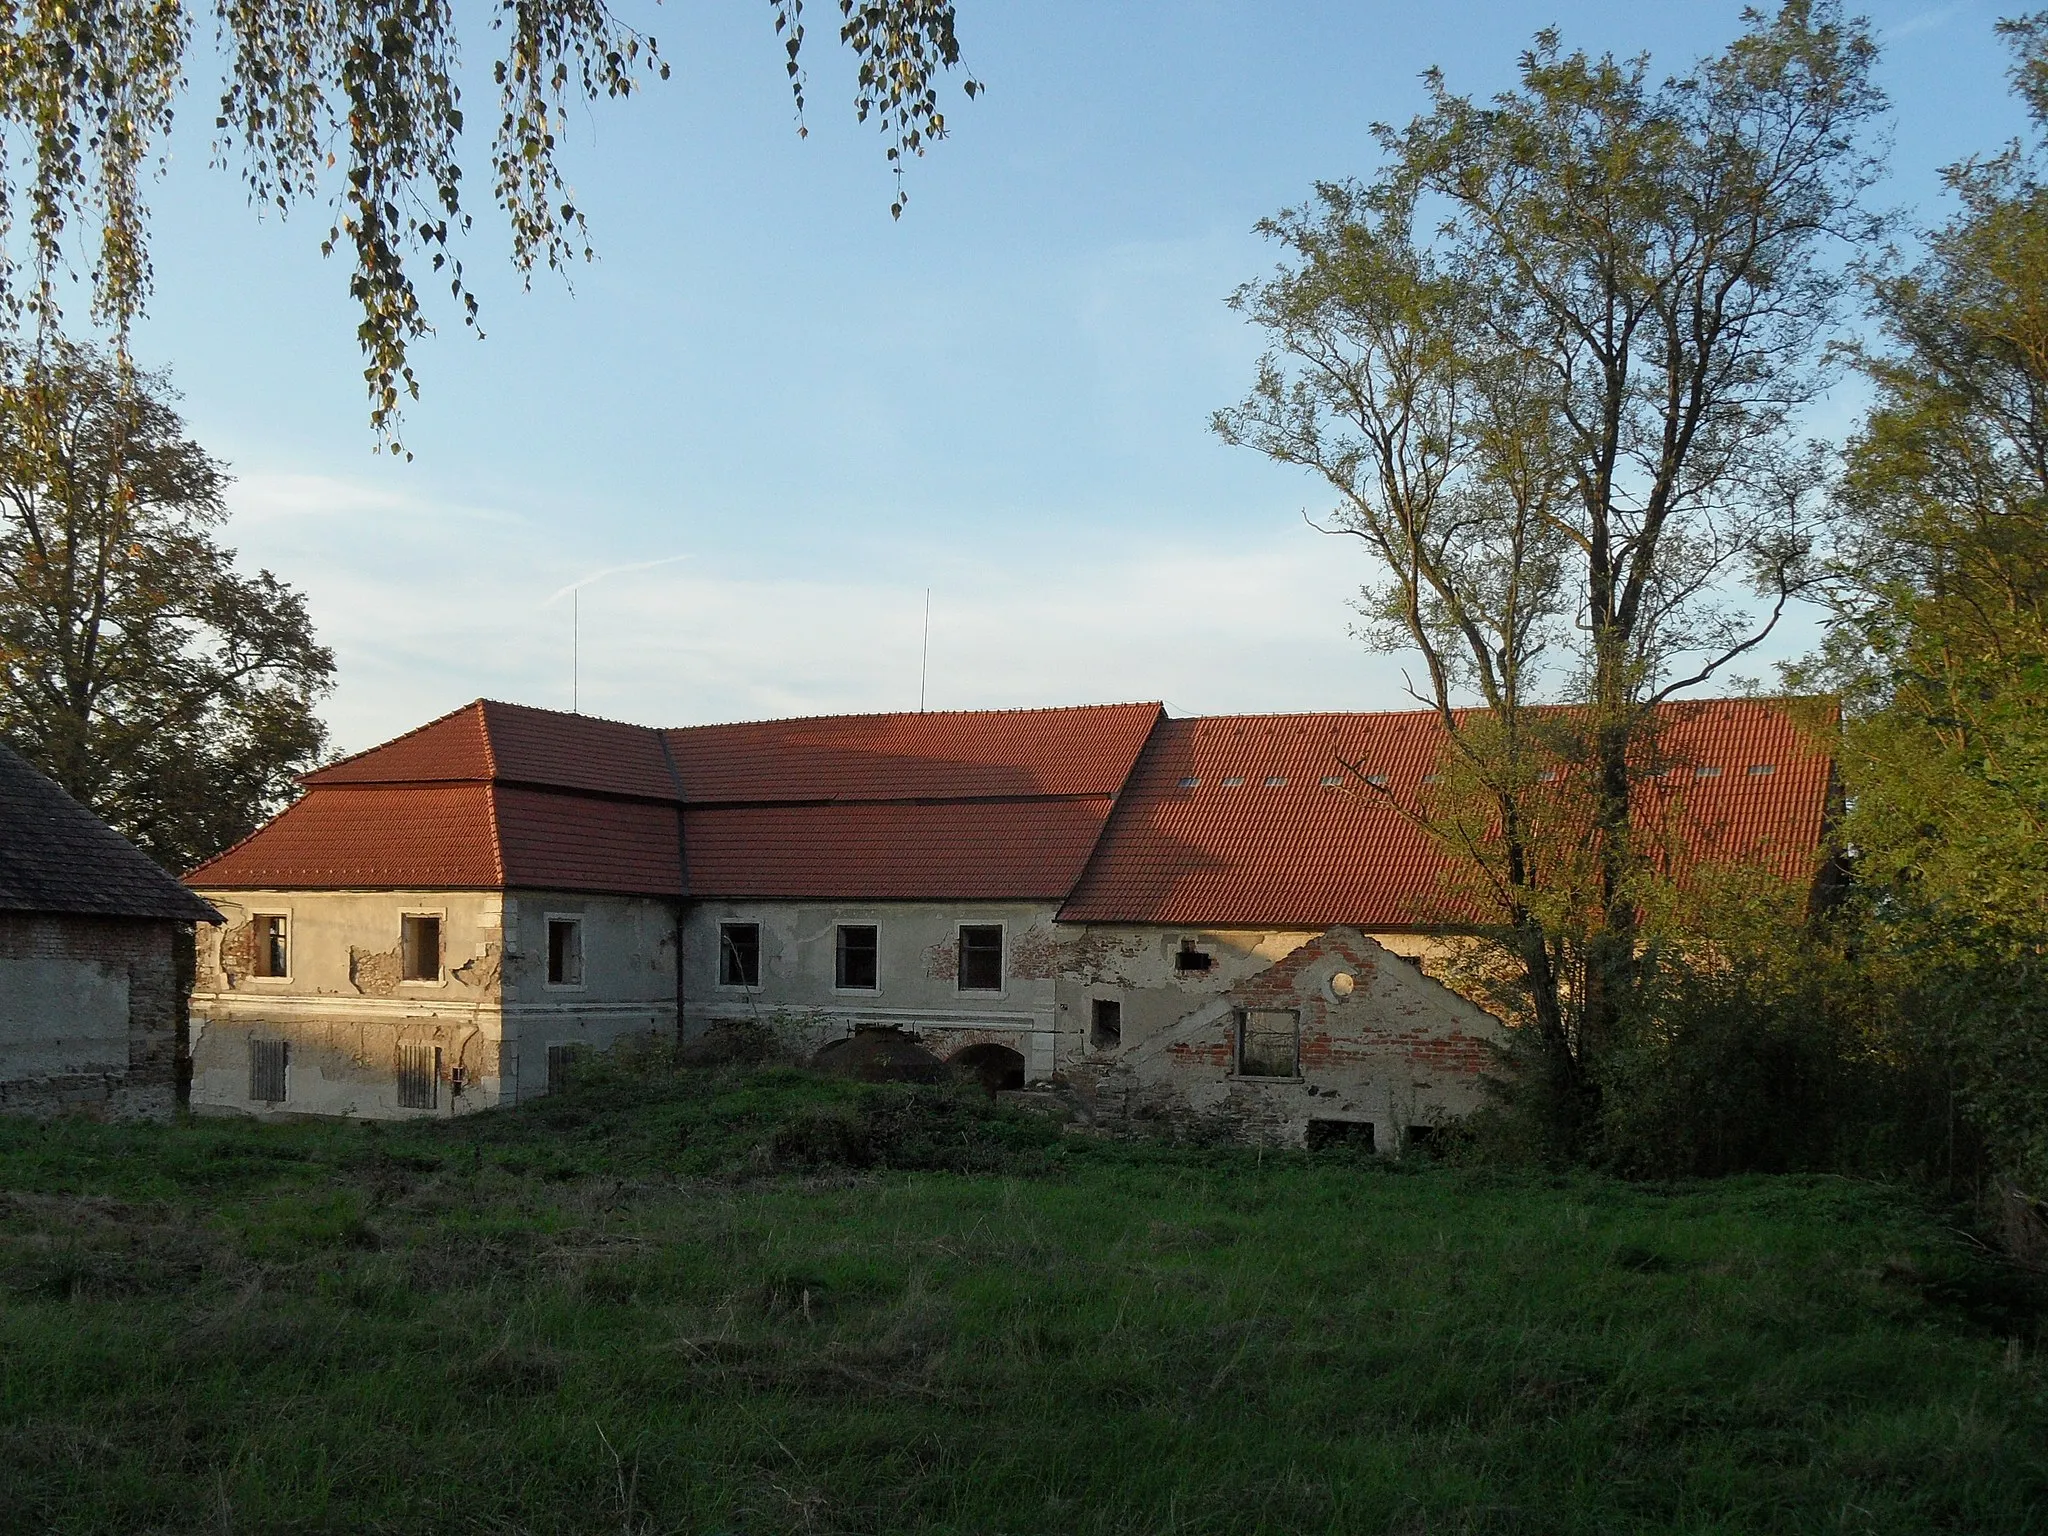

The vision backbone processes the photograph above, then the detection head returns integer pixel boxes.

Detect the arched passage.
[949,1042,1025,1095]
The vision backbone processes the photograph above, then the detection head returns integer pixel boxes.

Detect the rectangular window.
[546,1043,588,1095]
[252,915,289,978]
[547,918,584,987]
[835,924,879,990]
[1090,997,1122,1051]
[401,914,442,982]
[397,1042,440,1110]
[1175,943,1213,973]
[1236,1008,1299,1079]
[958,924,1003,992]
[248,1038,289,1103]
[718,922,760,988]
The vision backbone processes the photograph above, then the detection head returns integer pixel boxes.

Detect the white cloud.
[223,470,1421,755]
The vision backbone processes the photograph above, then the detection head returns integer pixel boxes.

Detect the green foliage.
[1218,4,1886,1155]
[0,1073,2043,1533]
[0,0,978,445]
[0,340,332,873]
[1806,12,2048,1198]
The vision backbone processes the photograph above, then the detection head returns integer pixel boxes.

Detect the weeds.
[0,1064,2042,1533]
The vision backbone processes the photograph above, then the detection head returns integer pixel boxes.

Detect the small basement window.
[400,914,442,982]
[547,918,583,987]
[1236,1008,1299,1079]
[836,924,879,990]
[1090,997,1122,1051]
[248,1038,289,1104]
[1406,1125,1441,1156]
[252,915,289,978]
[958,924,1004,992]
[718,922,760,988]
[397,1042,441,1110]
[1307,1119,1375,1152]
[1175,943,1213,973]
[546,1042,589,1095]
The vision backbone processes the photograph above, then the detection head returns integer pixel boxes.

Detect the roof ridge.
[484,782,506,887]
[664,701,1164,732]
[471,697,663,731]
[477,700,500,780]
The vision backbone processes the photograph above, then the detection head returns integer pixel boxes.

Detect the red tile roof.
[188,695,1833,916]
[307,700,677,801]
[1056,700,1835,928]
[190,700,1159,899]
[665,704,1161,802]
[189,785,506,889]
[684,799,1117,901]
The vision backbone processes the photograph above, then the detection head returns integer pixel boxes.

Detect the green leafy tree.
[1217,2,1884,1154]
[0,342,334,873]
[1816,14,2048,1198]
[0,0,978,444]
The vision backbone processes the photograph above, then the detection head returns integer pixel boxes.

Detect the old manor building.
[183,697,1833,1146]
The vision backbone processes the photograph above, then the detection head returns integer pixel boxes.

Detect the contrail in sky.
[542,554,691,607]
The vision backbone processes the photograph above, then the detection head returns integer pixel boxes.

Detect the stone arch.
[949,1041,1025,1095]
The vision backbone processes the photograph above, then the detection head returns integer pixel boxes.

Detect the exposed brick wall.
[0,914,183,1119]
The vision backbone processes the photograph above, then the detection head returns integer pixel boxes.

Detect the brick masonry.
[0,913,186,1119]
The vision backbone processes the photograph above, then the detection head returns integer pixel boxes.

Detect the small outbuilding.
[0,739,220,1117]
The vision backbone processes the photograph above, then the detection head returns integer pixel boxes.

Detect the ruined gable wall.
[1056,926,1502,1149]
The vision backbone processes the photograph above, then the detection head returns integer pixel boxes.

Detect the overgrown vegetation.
[2,1059,2045,1534]
[1220,4,2048,1223]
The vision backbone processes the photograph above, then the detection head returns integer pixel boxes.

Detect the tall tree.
[1818,13,2048,1197]
[1217,2,1884,1149]
[0,0,979,444]
[0,342,333,873]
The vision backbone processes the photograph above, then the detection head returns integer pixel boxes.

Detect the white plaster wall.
[190,887,509,1119]
[189,887,682,1118]
[499,892,679,1103]
[682,901,1062,1077]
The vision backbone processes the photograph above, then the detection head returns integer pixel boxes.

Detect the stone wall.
[1060,927,1502,1150]
[0,913,183,1119]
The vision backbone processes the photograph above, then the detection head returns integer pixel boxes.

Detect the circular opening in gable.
[1329,970,1357,1000]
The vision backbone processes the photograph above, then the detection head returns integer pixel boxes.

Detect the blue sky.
[123,0,2026,753]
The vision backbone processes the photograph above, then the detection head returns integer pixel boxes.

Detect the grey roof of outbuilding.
[0,739,220,922]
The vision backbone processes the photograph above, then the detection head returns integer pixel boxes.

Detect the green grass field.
[1,1060,2043,1534]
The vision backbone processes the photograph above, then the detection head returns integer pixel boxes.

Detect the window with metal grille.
[546,1043,588,1095]
[957,925,1003,991]
[835,924,878,990]
[252,915,289,978]
[401,915,442,981]
[248,1038,289,1103]
[1090,997,1122,1051]
[397,1042,440,1109]
[718,923,760,988]
[547,918,583,986]
[1235,1008,1299,1079]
